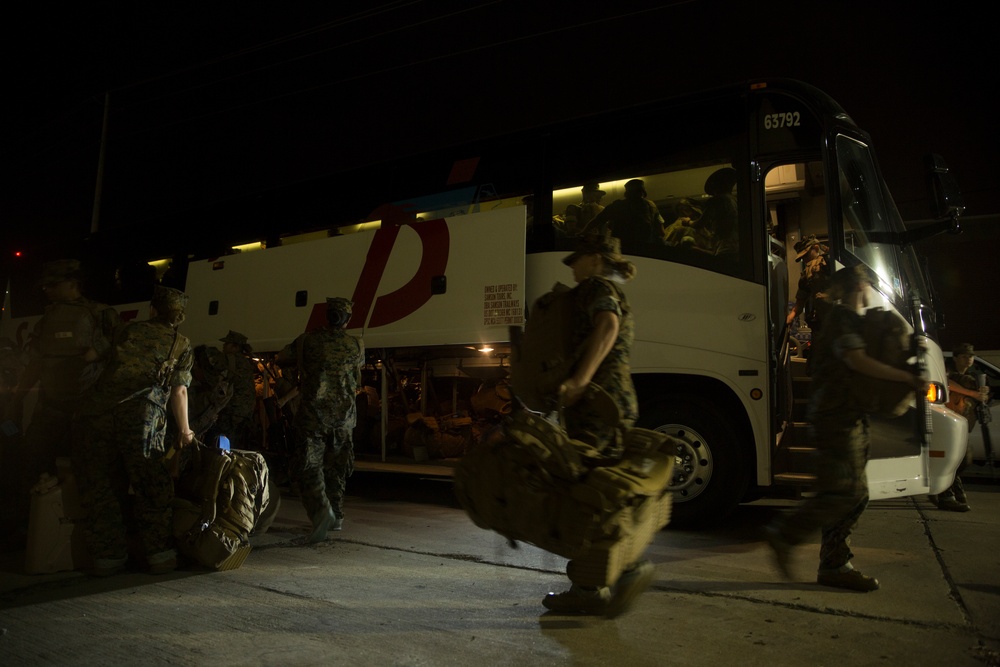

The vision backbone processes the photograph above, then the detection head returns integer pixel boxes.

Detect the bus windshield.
[836,134,905,301]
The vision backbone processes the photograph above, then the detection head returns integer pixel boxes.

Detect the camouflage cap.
[152,285,189,310]
[562,231,626,266]
[38,259,82,286]
[220,330,249,346]
[326,297,353,314]
[794,235,826,262]
[952,342,975,356]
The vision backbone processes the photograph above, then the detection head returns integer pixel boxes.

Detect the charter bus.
[1,79,967,526]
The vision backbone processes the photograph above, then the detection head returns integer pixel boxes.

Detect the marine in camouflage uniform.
[11,260,120,537]
[75,286,195,575]
[585,179,666,255]
[206,330,258,449]
[543,233,654,616]
[765,266,924,592]
[786,235,830,334]
[931,342,990,512]
[276,297,364,542]
[563,272,637,456]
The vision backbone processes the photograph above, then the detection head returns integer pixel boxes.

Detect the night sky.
[5,2,996,255]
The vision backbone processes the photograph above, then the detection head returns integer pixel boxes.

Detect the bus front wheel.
[637,396,750,528]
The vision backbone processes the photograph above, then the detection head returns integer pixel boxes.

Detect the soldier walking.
[765,266,926,591]
[276,298,365,543]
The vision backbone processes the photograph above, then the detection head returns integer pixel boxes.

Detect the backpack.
[852,307,915,418]
[172,446,278,570]
[509,282,579,413]
[36,302,113,400]
[453,407,677,588]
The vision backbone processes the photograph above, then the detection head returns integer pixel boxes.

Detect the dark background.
[3,1,996,346]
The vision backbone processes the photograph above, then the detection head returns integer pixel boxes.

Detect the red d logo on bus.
[346,219,450,329]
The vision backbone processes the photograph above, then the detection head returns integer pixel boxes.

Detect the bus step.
[773,472,817,485]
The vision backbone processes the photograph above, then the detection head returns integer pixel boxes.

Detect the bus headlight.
[926,381,946,404]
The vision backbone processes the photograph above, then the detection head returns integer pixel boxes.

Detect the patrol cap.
[152,285,189,310]
[220,330,249,346]
[562,232,627,266]
[952,342,975,356]
[326,297,353,314]
[38,259,81,286]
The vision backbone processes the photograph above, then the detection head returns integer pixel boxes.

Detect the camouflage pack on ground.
[172,446,278,570]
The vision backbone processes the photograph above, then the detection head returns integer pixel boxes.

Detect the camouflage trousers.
[23,399,79,480]
[10,400,79,532]
[290,424,354,522]
[774,419,870,571]
[75,400,175,562]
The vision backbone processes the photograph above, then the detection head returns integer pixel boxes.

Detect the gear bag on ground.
[172,445,279,570]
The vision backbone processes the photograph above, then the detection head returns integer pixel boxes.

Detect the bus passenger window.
[551,162,740,270]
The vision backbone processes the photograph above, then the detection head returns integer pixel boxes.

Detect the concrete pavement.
[1,476,998,666]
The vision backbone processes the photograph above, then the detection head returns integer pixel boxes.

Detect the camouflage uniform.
[794,255,830,333]
[771,303,870,571]
[208,331,258,449]
[12,260,119,539]
[76,295,193,568]
[279,318,364,523]
[564,275,637,455]
[588,187,665,255]
[22,295,120,475]
[937,350,980,506]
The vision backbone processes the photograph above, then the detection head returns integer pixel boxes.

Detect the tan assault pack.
[509,282,579,413]
[172,446,279,570]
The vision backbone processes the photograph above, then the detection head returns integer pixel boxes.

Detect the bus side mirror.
[926,154,964,231]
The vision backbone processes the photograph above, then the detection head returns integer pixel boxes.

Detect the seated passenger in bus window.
[585,179,665,255]
[663,199,704,247]
[665,167,739,255]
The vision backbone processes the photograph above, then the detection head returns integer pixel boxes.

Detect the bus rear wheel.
[638,396,749,528]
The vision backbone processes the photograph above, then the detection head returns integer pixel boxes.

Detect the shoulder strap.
[158,330,187,389]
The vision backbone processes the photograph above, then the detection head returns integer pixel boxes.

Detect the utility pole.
[91,92,110,234]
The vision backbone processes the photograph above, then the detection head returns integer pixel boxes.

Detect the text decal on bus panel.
[483,284,523,326]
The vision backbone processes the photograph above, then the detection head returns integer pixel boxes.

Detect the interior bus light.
[925,381,946,404]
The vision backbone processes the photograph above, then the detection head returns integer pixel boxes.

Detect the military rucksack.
[852,307,915,418]
[172,445,278,570]
[454,407,676,588]
[509,282,579,413]
[36,302,113,400]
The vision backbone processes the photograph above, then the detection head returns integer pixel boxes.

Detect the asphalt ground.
[1,474,998,666]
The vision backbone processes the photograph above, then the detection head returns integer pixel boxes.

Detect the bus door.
[762,161,827,448]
